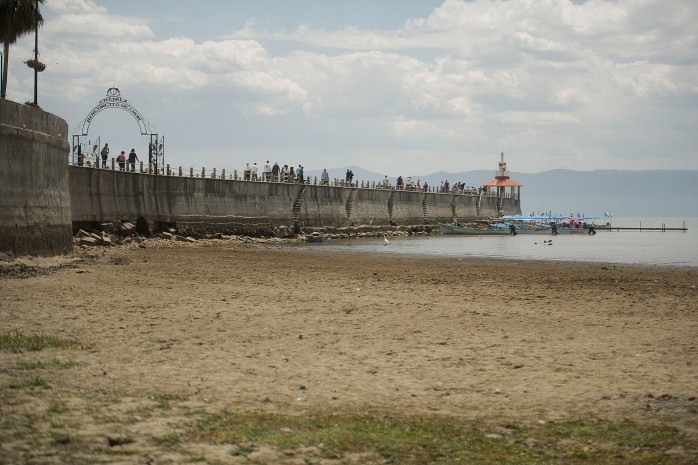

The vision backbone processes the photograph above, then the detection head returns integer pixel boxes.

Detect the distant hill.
[305,167,698,217]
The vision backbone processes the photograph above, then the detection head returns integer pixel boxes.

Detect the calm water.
[302,217,698,267]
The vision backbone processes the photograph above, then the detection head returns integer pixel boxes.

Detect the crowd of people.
[100,143,140,172]
[243,161,307,183]
[90,143,162,173]
[92,149,491,195]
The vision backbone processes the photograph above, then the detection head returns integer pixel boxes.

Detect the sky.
[4,0,698,176]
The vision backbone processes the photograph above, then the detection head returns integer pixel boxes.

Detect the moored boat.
[306,231,325,242]
[500,214,603,235]
[439,222,512,236]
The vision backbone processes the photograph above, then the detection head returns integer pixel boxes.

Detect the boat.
[439,221,512,236]
[500,214,603,235]
[305,231,325,242]
[498,215,553,235]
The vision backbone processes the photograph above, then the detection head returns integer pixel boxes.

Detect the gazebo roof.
[483,177,523,187]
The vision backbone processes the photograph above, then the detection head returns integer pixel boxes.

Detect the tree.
[1,0,44,99]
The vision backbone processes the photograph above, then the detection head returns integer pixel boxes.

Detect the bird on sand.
[383,235,389,246]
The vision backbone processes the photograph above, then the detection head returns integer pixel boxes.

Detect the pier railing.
[69,159,519,199]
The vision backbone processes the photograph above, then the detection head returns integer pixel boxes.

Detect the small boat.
[439,222,511,236]
[305,231,325,242]
[500,214,603,235]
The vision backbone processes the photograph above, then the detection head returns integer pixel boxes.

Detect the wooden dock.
[599,221,688,232]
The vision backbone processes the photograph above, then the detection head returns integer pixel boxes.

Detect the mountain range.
[305,167,698,217]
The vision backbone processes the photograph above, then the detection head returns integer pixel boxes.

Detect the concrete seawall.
[0,100,72,257]
[69,166,520,235]
[0,96,520,257]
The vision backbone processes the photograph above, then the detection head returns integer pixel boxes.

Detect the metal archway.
[72,87,165,173]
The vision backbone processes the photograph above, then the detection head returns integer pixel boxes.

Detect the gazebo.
[483,152,522,200]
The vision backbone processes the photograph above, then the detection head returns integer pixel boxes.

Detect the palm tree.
[1,0,44,99]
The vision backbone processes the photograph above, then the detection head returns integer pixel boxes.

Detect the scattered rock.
[106,435,133,447]
[53,434,71,445]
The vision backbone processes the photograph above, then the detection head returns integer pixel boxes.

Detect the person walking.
[297,165,304,183]
[128,149,139,172]
[100,143,109,168]
[117,151,126,171]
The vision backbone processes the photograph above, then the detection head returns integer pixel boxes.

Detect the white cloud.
[4,0,696,174]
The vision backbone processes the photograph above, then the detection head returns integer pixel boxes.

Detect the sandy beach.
[1,239,696,464]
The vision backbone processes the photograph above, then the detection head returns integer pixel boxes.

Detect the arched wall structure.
[72,88,164,170]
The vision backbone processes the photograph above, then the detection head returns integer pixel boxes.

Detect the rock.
[78,237,98,246]
[53,434,71,445]
[76,229,91,238]
[106,435,133,447]
[100,236,113,246]
[185,236,197,243]
[161,232,173,239]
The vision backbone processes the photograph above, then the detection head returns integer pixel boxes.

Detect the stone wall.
[0,100,72,257]
[69,166,521,235]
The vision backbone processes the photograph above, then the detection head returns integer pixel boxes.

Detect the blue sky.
[5,0,697,176]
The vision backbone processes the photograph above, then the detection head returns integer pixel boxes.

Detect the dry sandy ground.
[0,238,696,464]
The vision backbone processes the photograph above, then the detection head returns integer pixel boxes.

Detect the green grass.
[47,403,69,414]
[188,412,691,464]
[8,376,50,390]
[17,359,80,370]
[0,332,90,353]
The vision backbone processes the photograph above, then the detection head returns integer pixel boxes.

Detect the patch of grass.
[8,376,50,390]
[342,306,356,315]
[17,359,80,370]
[155,431,182,446]
[47,403,69,414]
[1,332,90,353]
[188,412,691,465]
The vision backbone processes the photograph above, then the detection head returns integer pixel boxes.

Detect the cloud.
[5,0,695,175]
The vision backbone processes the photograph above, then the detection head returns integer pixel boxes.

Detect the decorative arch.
[72,87,165,172]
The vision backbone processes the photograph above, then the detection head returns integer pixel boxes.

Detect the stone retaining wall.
[69,166,521,236]
[0,100,72,257]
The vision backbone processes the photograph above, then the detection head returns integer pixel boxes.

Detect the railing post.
[190,167,194,177]
[221,169,225,179]
[166,164,170,176]
[139,161,144,173]
[201,167,205,178]
[212,168,216,179]
[234,170,238,180]
[111,158,115,170]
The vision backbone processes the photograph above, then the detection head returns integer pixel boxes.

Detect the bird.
[383,235,389,246]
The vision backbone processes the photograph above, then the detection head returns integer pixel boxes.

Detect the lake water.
[301,217,698,267]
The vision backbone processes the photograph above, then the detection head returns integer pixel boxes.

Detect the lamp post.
[33,0,39,105]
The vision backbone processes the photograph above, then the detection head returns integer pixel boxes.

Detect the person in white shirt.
[250,163,259,181]
[263,161,272,181]
[321,169,329,185]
